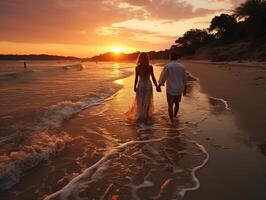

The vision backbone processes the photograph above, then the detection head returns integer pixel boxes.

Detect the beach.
[0,60,266,200]
[182,60,266,200]
[184,60,266,140]
[1,0,266,198]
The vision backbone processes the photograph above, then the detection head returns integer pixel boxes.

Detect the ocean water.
[0,60,227,200]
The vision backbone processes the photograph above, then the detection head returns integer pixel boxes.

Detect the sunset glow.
[1,0,266,199]
[0,0,244,57]
[111,47,124,53]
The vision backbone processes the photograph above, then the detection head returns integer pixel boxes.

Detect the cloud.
[0,0,240,56]
[0,0,220,44]
[98,25,176,43]
[0,0,141,44]
[118,0,219,20]
[208,0,245,5]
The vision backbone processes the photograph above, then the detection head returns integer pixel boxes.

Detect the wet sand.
[182,60,266,143]
[180,60,266,200]
[2,64,211,200]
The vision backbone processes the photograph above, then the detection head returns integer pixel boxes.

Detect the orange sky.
[0,0,244,57]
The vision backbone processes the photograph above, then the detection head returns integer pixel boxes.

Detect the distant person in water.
[24,62,27,69]
[126,52,160,123]
[158,51,187,124]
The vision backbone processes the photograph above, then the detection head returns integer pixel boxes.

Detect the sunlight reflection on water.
[112,62,120,74]
[114,79,124,85]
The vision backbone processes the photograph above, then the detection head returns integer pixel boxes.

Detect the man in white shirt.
[158,51,187,124]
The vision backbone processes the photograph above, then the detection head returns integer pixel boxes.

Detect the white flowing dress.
[126,65,154,122]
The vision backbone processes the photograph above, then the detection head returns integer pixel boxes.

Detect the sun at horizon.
[111,46,124,53]
[109,46,137,54]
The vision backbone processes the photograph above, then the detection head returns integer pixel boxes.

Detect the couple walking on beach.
[127,51,187,125]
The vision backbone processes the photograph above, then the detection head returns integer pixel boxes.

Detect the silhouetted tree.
[234,0,266,38]
[209,14,238,42]
[173,29,215,56]
[175,29,212,48]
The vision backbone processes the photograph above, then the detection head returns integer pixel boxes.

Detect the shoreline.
[180,60,266,200]
[1,60,266,199]
[182,59,266,141]
[154,59,266,199]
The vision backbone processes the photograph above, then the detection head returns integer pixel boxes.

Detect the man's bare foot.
[170,118,174,124]
[174,113,182,118]
[171,120,178,127]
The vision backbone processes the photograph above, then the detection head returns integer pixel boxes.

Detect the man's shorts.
[167,93,182,103]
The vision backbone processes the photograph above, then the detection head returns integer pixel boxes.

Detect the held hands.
[156,85,161,92]
[135,86,161,92]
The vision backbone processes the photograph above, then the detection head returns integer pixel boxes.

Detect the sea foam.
[43,134,209,200]
[0,132,73,190]
[0,89,119,191]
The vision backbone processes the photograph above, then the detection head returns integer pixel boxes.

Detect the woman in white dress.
[127,52,160,123]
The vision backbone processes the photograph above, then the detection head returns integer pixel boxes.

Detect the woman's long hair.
[136,52,150,67]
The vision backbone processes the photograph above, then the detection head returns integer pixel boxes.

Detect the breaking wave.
[60,64,86,71]
[0,70,35,81]
[0,132,73,190]
[0,63,86,82]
